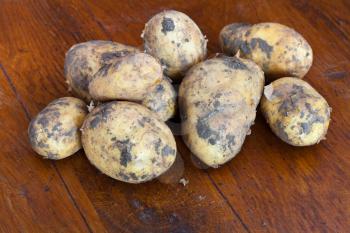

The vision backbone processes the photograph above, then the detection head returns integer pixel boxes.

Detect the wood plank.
[206,0,350,232]
[0,1,110,232]
[84,0,350,232]
[0,0,249,232]
[0,67,91,232]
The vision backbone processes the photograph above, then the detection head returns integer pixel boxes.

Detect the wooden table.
[0,1,349,232]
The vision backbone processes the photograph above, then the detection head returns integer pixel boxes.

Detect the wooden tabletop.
[0,0,349,232]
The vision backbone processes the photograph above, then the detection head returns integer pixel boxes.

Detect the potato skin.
[219,23,251,55]
[219,22,313,80]
[261,77,331,146]
[143,10,207,80]
[142,76,177,121]
[28,97,87,159]
[179,55,264,167]
[81,101,176,183]
[88,53,163,102]
[64,40,140,100]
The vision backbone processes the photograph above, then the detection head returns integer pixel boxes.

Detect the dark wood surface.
[0,0,349,232]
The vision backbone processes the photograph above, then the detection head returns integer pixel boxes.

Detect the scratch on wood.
[81,1,112,40]
[0,63,31,120]
[0,62,94,233]
[324,71,347,79]
[206,171,252,233]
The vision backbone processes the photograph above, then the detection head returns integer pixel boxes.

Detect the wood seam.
[0,62,93,233]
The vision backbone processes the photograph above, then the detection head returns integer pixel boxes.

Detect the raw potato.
[219,22,313,80]
[28,97,87,159]
[143,10,207,80]
[179,55,264,167]
[88,52,163,102]
[64,40,140,100]
[261,77,331,146]
[81,101,177,183]
[219,23,251,56]
[142,76,177,121]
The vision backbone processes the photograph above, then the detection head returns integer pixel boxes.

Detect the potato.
[142,76,177,121]
[28,97,87,159]
[219,22,313,80]
[261,77,331,146]
[81,101,176,183]
[179,55,264,167]
[64,40,140,100]
[143,10,207,80]
[88,52,163,102]
[219,23,251,55]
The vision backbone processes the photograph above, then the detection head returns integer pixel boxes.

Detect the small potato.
[143,10,207,80]
[219,22,313,80]
[64,40,140,100]
[142,76,177,121]
[261,77,331,146]
[179,55,264,167]
[88,53,163,102]
[28,97,87,159]
[81,101,176,183]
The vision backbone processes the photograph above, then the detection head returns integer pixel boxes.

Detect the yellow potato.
[81,101,176,183]
[28,97,87,159]
[220,22,313,80]
[88,53,163,102]
[261,77,331,146]
[142,76,177,121]
[219,23,251,55]
[64,40,140,100]
[179,55,264,167]
[143,10,207,80]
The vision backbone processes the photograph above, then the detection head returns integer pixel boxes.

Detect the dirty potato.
[261,77,331,146]
[28,97,87,159]
[219,23,251,55]
[179,55,264,167]
[143,10,207,80]
[88,53,163,102]
[142,76,177,121]
[64,40,140,100]
[219,22,313,80]
[81,101,176,183]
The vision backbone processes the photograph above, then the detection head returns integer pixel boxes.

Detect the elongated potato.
[28,97,87,159]
[81,101,176,183]
[179,55,264,167]
[143,10,207,80]
[88,53,163,102]
[261,77,331,146]
[142,76,177,121]
[219,22,313,80]
[64,40,140,100]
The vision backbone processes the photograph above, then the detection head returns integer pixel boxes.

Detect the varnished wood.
[0,0,349,232]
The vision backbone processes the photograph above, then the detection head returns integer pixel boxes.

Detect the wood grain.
[0,0,349,232]
[0,64,90,232]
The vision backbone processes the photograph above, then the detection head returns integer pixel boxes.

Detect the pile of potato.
[28,10,331,183]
